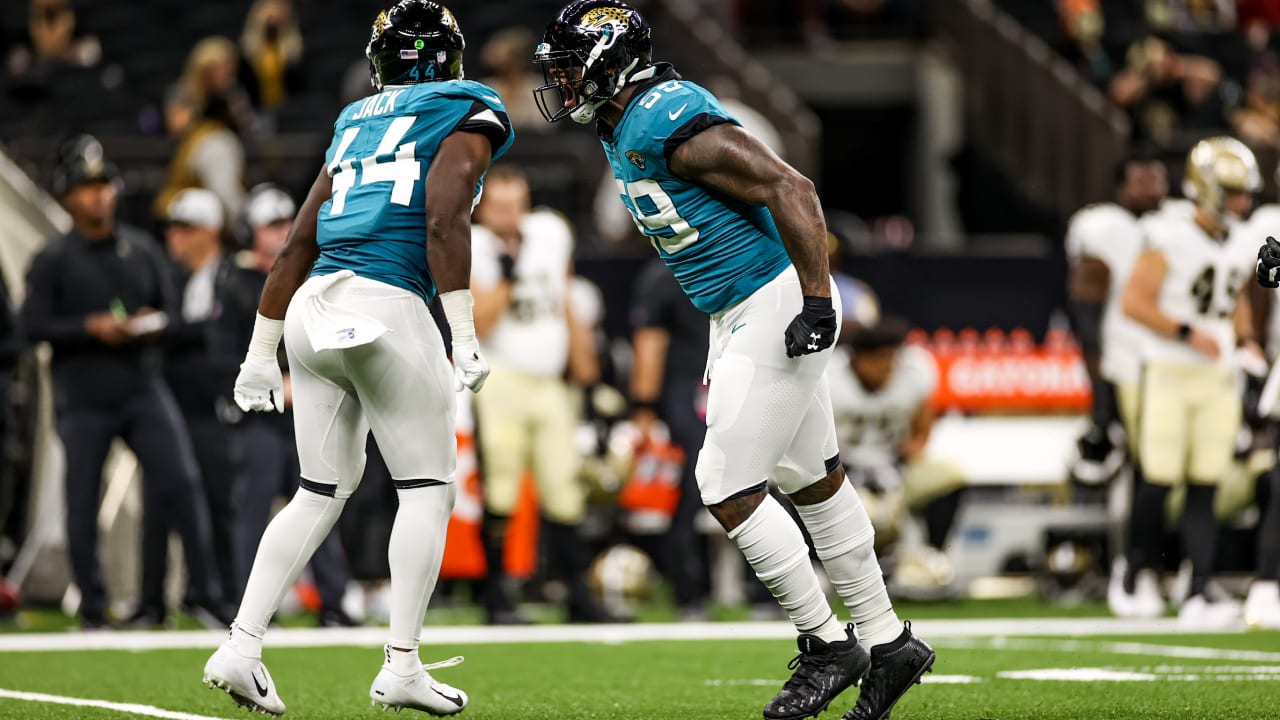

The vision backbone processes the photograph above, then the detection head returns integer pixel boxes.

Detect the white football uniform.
[469,209,583,523]
[828,345,936,471]
[1064,202,1147,386]
[1132,212,1254,485]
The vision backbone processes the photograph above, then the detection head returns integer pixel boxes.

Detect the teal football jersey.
[601,67,791,315]
[313,80,515,301]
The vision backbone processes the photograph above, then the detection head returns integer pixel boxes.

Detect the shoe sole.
[204,675,283,717]
[858,651,936,720]
[371,699,464,717]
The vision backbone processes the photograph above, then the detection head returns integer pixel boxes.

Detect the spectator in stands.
[5,0,100,92]
[470,165,615,624]
[238,0,304,114]
[129,189,254,626]
[1232,52,1280,151]
[1145,0,1236,34]
[1240,0,1280,31]
[154,81,247,223]
[20,135,225,629]
[478,27,548,131]
[1056,0,1116,89]
[230,184,355,625]
[1109,36,1225,144]
[181,36,256,131]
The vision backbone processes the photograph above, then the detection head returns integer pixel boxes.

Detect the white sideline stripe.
[0,688,226,720]
[931,636,1280,663]
[0,617,1242,653]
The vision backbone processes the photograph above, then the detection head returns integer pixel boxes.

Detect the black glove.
[497,253,517,282]
[1258,236,1280,288]
[783,296,837,358]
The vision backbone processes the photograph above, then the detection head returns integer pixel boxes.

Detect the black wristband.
[1176,323,1192,341]
[801,295,834,314]
[631,398,660,413]
[497,253,516,282]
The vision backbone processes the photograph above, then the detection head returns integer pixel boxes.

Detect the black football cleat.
[842,622,935,720]
[764,623,870,720]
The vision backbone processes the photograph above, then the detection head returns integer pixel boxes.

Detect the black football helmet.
[533,0,652,124]
[367,0,464,91]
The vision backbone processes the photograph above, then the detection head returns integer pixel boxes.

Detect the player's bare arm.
[426,131,492,294]
[565,273,601,386]
[1124,249,1219,358]
[629,326,670,436]
[472,276,515,338]
[901,402,936,464]
[257,167,329,320]
[1234,286,1263,359]
[668,123,830,298]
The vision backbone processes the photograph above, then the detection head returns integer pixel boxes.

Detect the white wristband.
[439,289,476,346]
[247,313,285,359]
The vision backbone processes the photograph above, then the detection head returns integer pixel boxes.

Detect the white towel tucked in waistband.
[299,271,389,352]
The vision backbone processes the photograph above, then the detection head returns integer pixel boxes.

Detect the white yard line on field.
[0,688,228,720]
[931,636,1280,663]
[0,617,1248,653]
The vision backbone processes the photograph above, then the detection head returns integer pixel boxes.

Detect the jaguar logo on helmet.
[581,6,631,28]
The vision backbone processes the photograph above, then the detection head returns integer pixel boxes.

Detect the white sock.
[728,494,845,643]
[387,483,457,650]
[384,644,424,677]
[233,487,346,655]
[795,481,902,647]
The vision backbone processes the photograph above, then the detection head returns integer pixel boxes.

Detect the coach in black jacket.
[20,136,224,628]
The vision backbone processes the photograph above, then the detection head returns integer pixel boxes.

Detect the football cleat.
[1178,593,1242,630]
[202,643,286,717]
[1069,423,1125,487]
[1244,581,1280,630]
[1107,558,1163,619]
[370,653,468,716]
[841,622,934,720]
[764,623,869,720]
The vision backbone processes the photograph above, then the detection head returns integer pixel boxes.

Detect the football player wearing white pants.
[1123,137,1263,629]
[534,4,932,720]
[201,1,514,716]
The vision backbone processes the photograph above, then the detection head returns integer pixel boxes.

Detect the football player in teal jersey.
[202,2,512,715]
[534,3,933,720]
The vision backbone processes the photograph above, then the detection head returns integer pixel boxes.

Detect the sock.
[923,489,963,550]
[385,643,423,676]
[388,483,456,650]
[794,481,902,647]
[1182,483,1218,598]
[1125,477,1169,594]
[542,520,596,613]
[728,494,844,644]
[481,512,512,613]
[233,487,346,655]
[1259,470,1280,581]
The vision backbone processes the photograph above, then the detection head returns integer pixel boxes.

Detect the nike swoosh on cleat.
[668,103,688,121]
[434,689,465,707]
[251,671,269,697]
[732,323,746,333]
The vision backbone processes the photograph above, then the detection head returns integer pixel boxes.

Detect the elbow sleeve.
[1069,299,1104,358]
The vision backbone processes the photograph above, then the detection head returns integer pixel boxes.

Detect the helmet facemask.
[533,23,640,124]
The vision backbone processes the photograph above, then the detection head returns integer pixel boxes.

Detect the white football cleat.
[1107,558,1163,618]
[1178,593,1242,630]
[370,652,468,716]
[202,642,286,717]
[1244,581,1280,630]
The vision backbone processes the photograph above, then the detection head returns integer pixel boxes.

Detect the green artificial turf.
[0,630,1277,719]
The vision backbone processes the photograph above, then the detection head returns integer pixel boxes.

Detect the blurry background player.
[828,317,965,599]
[1066,152,1169,489]
[229,183,355,626]
[21,135,225,630]
[533,4,932,720]
[202,1,513,716]
[1121,137,1263,628]
[469,164,615,624]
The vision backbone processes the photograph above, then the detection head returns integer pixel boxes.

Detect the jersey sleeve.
[449,99,513,159]
[1066,207,1116,266]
